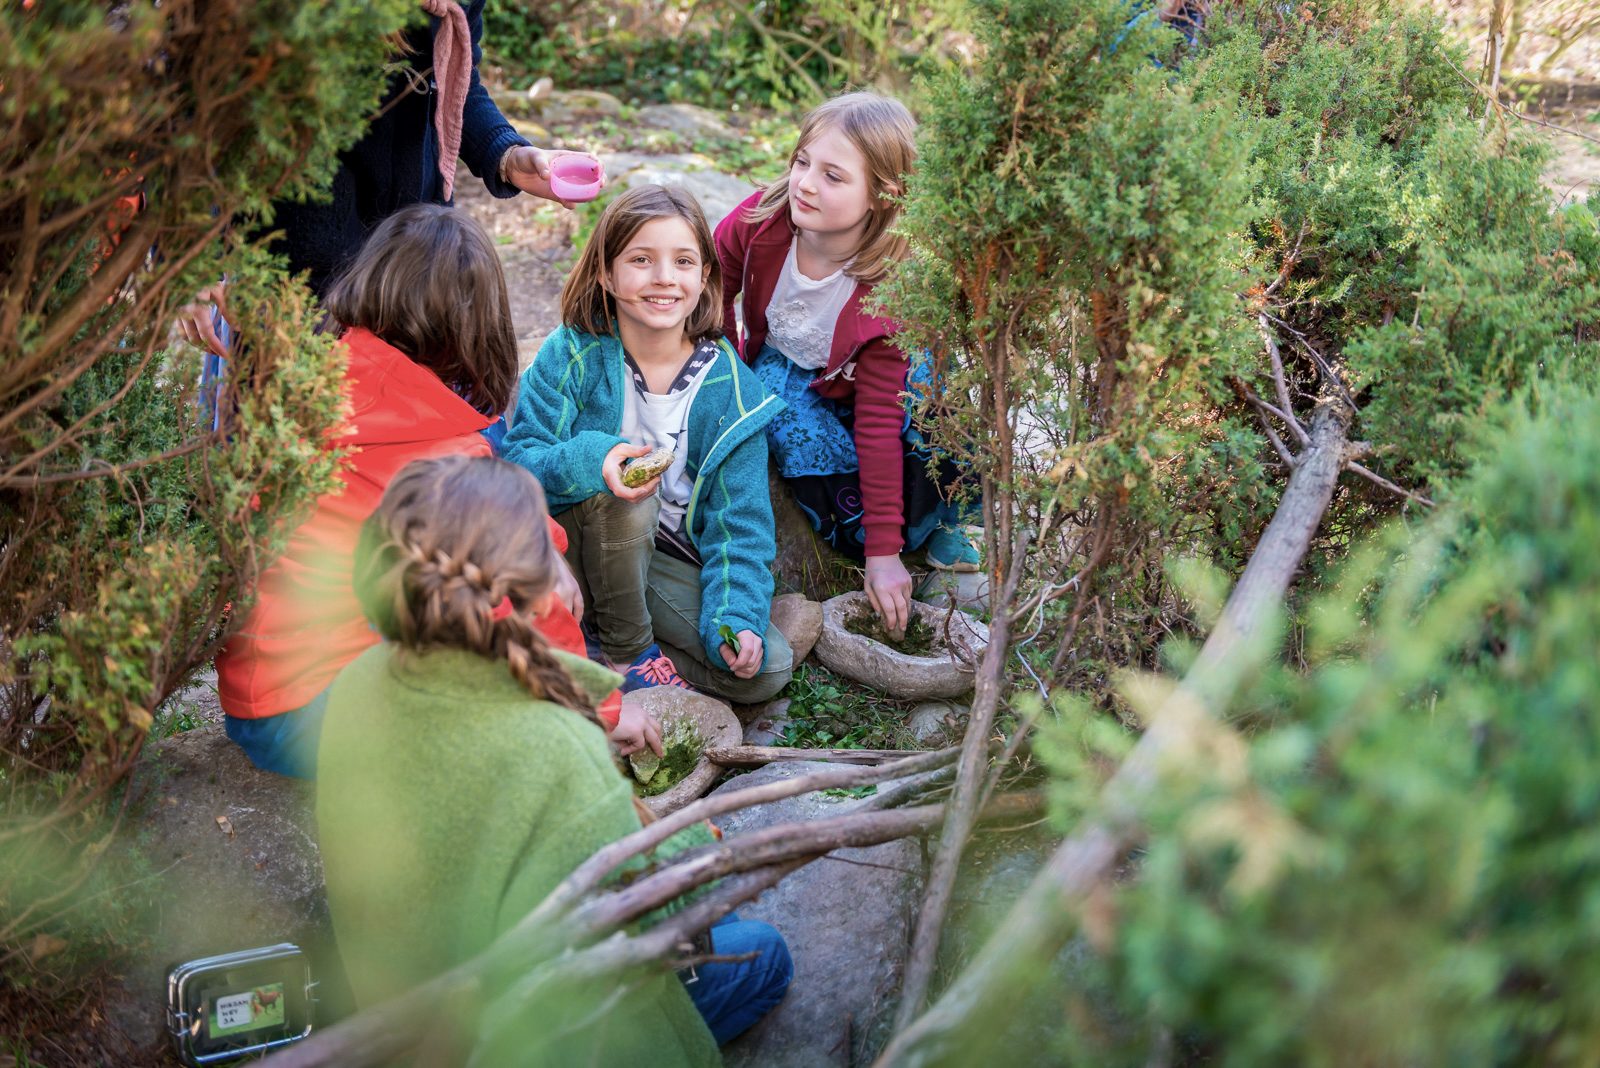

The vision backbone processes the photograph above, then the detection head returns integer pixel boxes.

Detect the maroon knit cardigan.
[714,191,910,557]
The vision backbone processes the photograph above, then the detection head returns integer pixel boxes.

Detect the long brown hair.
[325,203,517,417]
[744,92,917,287]
[353,455,597,720]
[561,184,725,343]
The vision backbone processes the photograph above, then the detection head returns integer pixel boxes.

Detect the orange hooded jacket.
[216,328,619,728]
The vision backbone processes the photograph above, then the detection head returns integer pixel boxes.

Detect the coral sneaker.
[619,644,696,694]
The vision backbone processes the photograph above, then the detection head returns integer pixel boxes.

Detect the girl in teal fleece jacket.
[319,454,790,1065]
[502,185,792,703]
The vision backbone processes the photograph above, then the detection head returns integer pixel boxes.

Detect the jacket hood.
[339,327,494,448]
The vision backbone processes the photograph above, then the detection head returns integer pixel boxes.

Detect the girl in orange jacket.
[216,204,655,777]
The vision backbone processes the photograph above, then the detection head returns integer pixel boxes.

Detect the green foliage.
[484,0,971,108]
[1032,380,1600,1066]
[882,0,1267,688]
[1192,6,1600,493]
[776,665,921,750]
[0,0,413,981]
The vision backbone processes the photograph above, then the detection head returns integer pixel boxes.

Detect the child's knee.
[576,492,660,549]
[739,662,793,705]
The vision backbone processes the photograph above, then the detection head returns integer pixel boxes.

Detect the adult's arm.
[457,0,531,199]
[714,191,763,348]
[852,337,910,558]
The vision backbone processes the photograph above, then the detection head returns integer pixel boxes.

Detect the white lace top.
[762,240,857,371]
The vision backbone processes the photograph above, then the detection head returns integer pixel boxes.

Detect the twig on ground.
[705,746,931,768]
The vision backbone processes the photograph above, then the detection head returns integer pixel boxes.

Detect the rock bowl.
[630,686,742,816]
[814,592,990,700]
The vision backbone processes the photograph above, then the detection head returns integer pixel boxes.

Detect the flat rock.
[623,166,753,230]
[634,102,739,142]
[106,725,348,1047]
[769,594,824,665]
[907,700,969,748]
[714,762,927,1067]
[596,151,754,228]
[815,592,989,701]
[533,88,625,125]
[768,461,856,601]
[743,698,794,746]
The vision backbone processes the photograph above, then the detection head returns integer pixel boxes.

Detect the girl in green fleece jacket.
[317,455,791,1065]
[502,185,792,704]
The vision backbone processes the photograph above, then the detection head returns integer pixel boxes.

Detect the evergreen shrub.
[1039,379,1600,1066]
[0,0,412,982]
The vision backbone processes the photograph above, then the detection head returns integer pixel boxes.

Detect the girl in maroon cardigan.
[714,92,978,638]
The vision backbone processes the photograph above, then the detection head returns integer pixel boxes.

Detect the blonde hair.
[325,204,518,417]
[561,184,725,343]
[744,92,917,287]
[353,456,597,720]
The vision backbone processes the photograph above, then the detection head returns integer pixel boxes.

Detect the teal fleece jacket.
[503,326,784,665]
[316,644,721,1068]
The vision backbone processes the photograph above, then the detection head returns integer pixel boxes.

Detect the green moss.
[843,600,940,657]
[630,719,704,798]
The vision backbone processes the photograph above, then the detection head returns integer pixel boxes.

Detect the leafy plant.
[776,665,921,750]
[0,0,414,981]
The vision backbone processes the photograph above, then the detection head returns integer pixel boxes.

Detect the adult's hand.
[602,442,661,503]
[174,282,230,357]
[719,630,764,679]
[502,147,605,210]
[608,698,662,758]
[864,553,913,641]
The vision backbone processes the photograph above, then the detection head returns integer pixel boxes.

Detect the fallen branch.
[262,790,1044,1068]
[704,745,931,768]
[892,525,1032,1035]
[875,397,1357,1067]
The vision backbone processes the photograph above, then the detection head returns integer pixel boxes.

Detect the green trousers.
[555,493,793,704]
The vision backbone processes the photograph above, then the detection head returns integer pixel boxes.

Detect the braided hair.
[353,455,598,720]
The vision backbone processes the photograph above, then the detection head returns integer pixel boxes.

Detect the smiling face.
[787,124,876,238]
[602,216,712,338]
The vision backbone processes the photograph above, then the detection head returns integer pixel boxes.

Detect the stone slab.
[715,762,927,1068]
[768,461,857,601]
[634,102,740,142]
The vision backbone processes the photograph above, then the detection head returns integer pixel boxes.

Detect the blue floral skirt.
[752,344,966,561]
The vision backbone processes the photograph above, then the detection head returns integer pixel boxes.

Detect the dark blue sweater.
[268,0,528,295]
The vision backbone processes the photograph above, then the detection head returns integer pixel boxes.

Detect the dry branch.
[704,745,931,768]
[875,396,1358,1067]
[892,526,1032,1035]
[261,788,1043,1068]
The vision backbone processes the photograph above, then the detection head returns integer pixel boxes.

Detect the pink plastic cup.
[549,155,603,202]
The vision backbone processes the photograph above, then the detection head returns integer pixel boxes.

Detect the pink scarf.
[420,0,471,200]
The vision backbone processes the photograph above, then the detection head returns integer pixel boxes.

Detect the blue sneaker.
[925,525,981,572]
[619,644,696,694]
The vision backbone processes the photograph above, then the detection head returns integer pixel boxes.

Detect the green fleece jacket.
[316,644,720,1068]
[502,327,784,665]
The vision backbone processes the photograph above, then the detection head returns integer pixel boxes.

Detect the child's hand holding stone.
[603,442,661,502]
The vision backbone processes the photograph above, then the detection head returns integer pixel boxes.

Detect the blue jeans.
[681,912,792,1044]
[223,686,331,780]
